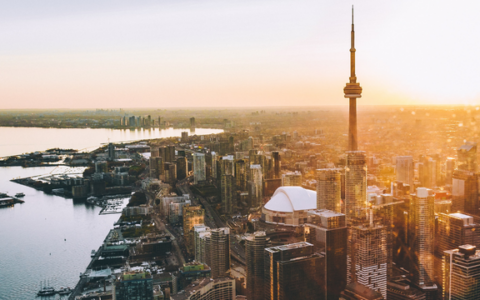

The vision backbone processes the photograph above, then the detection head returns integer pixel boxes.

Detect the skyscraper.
[305,210,347,300]
[108,143,115,160]
[245,231,267,300]
[264,242,324,300]
[211,151,217,179]
[221,155,235,176]
[457,142,477,172]
[445,157,456,186]
[221,174,235,214]
[235,159,247,191]
[249,164,263,209]
[345,151,367,221]
[343,7,362,152]
[183,205,205,255]
[176,156,188,180]
[396,156,414,192]
[167,145,176,163]
[207,227,231,279]
[272,151,281,179]
[436,212,480,256]
[349,222,388,298]
[409,188,437,296]
[193,153,206,184]
[316,168,343,213]
[451,169,477,214]
[443,245,480,299]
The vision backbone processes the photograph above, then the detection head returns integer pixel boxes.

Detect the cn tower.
[343,6,362,151]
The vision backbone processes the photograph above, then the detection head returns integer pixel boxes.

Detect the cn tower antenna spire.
[344,6,362,151]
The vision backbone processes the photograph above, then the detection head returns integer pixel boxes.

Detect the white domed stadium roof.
[264,186,317,213]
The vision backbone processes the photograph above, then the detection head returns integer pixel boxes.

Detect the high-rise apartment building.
[190,117,195,128]
[457,142,477,172]
[305,210,347,300]
[194,224,210,263]
[194,225,231,278]
[108,143,115,160]
[166,145,176,163]
[436,212,480,256]
[409,188,437,296]
[281,171,302,187]
[345,151,367,221]
[264,242,323,300]
[181,131,188,141]
[245,231,266,300]
[349,222,388,299]
[193,153,206,184]
[235,159,247,191]
[445,157,456,186]
[451,169,477,214]
[316,168,343,213]
[176,156,188,180]
[272,151,281,179]
[159,146,167,162]
[211,151,217,179]
[207,228,231,279]
[164,162,177,184]
[149,156,163,179]
[418,157,437,189]
[221,174,235,215]
[249,164,263,209]
[443,245,480,300]
[396,156,414,193]
[220,155,235,176]
[183,205,205,254]
[150,146,159,158]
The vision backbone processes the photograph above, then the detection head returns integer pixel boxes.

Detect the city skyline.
[2,1,480,109]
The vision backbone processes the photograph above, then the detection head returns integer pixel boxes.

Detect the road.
[146,188,186,266]
[177,178,246,264]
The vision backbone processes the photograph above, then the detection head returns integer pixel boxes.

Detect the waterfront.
[0,166,123,300]
[0,127,223,157]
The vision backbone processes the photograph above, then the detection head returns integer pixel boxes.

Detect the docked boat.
[57,287,72,295]
[86,196,98,204]
[15,192,25,197]
[37,286,55,296]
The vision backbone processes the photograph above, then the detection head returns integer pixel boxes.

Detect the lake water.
[0,166,123,300]
[0,127,223,157]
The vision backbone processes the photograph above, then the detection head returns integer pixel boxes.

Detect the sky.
[1,0,480,109]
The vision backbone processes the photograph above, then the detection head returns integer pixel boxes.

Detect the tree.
[128,191,147,207]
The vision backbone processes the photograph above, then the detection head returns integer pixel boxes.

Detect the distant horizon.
[1,1,480,109]
[1,103,479,111]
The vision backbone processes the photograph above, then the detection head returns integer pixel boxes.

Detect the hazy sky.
[1,0,480,109]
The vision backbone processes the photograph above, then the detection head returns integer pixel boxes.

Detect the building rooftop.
[265,241,312,253]
[264,186,316,213]
[171,277,233,300]
[449,212,472,219]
